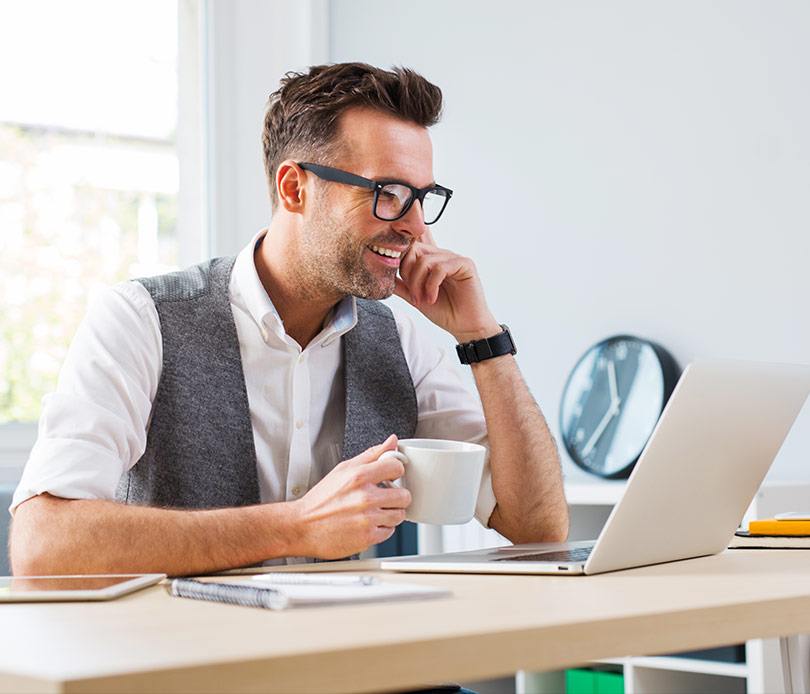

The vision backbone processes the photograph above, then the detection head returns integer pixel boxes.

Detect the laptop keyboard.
[495,546,594,563]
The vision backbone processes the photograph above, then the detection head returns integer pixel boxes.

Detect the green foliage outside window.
[0,124,177,423]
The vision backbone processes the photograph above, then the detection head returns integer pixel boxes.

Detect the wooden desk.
[3,550,810,694]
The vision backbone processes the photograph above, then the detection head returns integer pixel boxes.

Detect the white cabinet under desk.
[515,480,810,694]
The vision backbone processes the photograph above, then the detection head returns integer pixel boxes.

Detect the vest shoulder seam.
[136,257,234,304]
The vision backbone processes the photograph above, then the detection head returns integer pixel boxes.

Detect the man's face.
[298,107,434,300]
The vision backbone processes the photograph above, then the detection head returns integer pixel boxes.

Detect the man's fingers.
[403,249,456,305]
[358,456,407,488]
[376,485,411,509]
[373,508,407,527]
[393,277,415,305]
[423,256,468,304]
[373,525,397,545]
[399,241,420,279]
[349,434,398,465]
[406,250,443,304]
[424,264,449,305]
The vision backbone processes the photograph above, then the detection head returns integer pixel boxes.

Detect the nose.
[393,198,428,241]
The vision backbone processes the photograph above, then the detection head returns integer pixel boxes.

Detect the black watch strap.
[456,324,517,365]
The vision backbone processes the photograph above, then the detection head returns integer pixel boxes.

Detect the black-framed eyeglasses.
[298,162,453,225]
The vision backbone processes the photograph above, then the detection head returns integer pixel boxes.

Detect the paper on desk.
[250,574,451,606]
[774,512,810,520]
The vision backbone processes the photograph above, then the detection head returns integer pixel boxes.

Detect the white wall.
[328,0,810,483]
[206,0,328,256]
[213,1,810,484]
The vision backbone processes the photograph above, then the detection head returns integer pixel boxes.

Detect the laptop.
[381,359,810,576]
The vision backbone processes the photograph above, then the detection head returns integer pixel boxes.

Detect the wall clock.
[560,335,680,479]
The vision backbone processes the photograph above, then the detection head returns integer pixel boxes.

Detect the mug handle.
[377,450,408,488]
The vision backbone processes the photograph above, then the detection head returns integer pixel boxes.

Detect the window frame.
[0,0,210,478]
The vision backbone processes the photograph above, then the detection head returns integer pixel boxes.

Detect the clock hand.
[608,360,620,406]
[580,402,619,459]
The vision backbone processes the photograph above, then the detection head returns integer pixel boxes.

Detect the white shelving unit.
[434,480,810,694]
[519,480,810,694]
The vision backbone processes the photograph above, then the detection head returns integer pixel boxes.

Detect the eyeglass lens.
[376,184,448,224]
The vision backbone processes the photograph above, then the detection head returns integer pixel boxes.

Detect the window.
[0,1,193,425]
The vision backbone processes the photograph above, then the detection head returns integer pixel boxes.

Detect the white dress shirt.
[12,230,496,560]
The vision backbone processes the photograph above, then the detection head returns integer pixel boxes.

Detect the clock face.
[560,336,675,478]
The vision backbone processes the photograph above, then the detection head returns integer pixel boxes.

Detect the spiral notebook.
[170,574,450,610]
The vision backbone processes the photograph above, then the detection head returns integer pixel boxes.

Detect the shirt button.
[291,485,303,497]
[297,353,305,363]
[295,419,304,429]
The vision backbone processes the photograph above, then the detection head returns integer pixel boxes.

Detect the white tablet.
[0,574,166,602]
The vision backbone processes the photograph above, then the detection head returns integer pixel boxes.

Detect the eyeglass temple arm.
[298,162,376,190]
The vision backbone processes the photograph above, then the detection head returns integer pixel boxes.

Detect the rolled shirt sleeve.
[10,281,161,514]
[393,307,496,527]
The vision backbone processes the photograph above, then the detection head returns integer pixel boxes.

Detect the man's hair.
[262,62,443,207]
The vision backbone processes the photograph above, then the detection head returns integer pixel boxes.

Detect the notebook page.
[249,575,451,606]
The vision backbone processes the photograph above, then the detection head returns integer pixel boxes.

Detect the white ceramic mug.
[379,438,487,525]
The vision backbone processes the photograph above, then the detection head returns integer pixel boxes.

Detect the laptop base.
[380,541,594,575]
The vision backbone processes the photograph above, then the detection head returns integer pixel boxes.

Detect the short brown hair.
[262,63,443,207]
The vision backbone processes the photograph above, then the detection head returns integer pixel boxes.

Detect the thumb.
[393,277,416,306]
[353,434,398,465]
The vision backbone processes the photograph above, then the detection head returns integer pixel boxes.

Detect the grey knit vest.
[115,256,417,510]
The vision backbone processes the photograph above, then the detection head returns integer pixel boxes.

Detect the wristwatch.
[456,324,517,365]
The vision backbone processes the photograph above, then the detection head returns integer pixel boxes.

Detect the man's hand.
[292,434,412,559]
[394,227,501,342]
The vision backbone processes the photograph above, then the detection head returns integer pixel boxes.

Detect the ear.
[276,160,307,213]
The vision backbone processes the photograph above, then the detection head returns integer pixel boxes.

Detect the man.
[10,63,568,576]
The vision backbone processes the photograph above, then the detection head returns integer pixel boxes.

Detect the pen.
[253,573,379,586]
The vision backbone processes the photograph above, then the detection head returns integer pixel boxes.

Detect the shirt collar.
[230,229,358,345]
[321,294,358,346]
[231,229,280,331]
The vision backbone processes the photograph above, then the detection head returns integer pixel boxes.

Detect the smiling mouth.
[367,244,405,259]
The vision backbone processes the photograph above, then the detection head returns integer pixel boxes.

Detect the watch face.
[560,336,674,478]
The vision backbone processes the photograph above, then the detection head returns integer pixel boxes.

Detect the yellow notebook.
[748,518,810,536]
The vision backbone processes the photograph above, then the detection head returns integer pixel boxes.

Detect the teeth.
[369,244,402,259]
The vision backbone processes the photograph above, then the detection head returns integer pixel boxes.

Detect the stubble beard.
[297,201,397,301]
